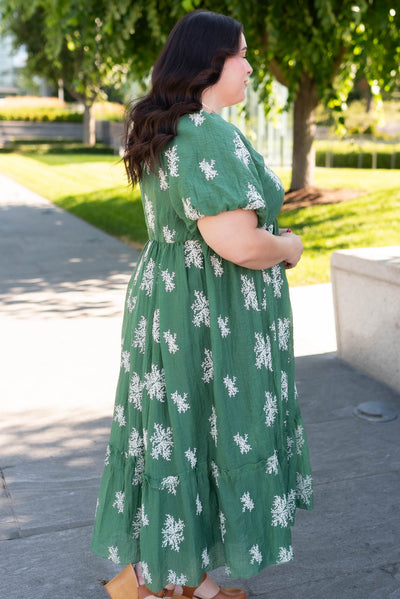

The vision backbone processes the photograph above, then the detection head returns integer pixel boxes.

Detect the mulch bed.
[282,187,363,211]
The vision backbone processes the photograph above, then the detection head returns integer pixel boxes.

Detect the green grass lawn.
[0,151,399,286]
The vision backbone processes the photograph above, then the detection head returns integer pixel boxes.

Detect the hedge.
[315,141,400,169]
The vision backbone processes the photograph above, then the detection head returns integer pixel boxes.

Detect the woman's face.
[214,33,253,108]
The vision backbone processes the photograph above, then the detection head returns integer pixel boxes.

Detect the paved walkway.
[0,173,399,599]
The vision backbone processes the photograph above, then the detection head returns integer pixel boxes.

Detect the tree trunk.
[83,103,96,146]
[290,75,319,190]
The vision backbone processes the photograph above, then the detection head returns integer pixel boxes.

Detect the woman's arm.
[197,209,303,270]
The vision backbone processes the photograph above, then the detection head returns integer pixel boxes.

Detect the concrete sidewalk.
[1,173,399,599]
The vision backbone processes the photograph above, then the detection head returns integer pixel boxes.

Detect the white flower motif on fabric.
[159,168,169,190]
[163,330,179,354]
[217,315,231,338]
[196,493,203,515]
[269,321,277,342]
[189,111,206,127]
[271,264,284,298]
[271,489,296,528]
[192,290,210,328]
[121,350,130,373]
[150,423,174,461]
[104,444,111,466]
[161,269,176,292]
[112,491,125,514]
[249,544,263,565]
[167,571,189,586]
[199,158,218,180]
[295,425,305,455]
[141,562,152,585]
[184,240,204,269]
[185,447,197,469]
[202,348,214,382]
[128,372,143,411]
[165,145,180,177]
[254,332,273,371]
[140,258,155,297]
[171,390,190,413]
[161,514,185,552]
[144,364,166,402]
[163,225,176,243]
[266,450,279,475]
[219,511,227,543]
[277,545,294,564]
[161,476,180,495]
[264,163,284,191]
[152,309,160,343]
[144,194,155,233]
[264,392,278,427]
[296,473,313,505]
[234,432,252,454]
[210,253,224,277]
[281,370,288,402]
[128,427,144,458]
[143,429,148,450]
[225,566,232,576]
[114,405,126,427]
[131,454,145,486]
[132,504,149,539]
[182,197,204,221]
[261,288,267,311]
[241,491,255,512]
[278,317,291,351]
[233,131,250,167]
[132,315,147,354]
[126,289,137,313]
[286,435,294,460]
[95,497,99,517]
[241,274,260,311]
[245,183,265,210]
[209,405,218,446]
[211,460,219,487]
[201,548,210,569]
[223,374,239,397]
[108,545,120,564]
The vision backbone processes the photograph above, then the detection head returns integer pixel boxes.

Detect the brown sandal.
[105,564,178,599]
[181,573,246,599]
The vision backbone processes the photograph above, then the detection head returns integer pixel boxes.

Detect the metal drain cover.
[353,401,398,423]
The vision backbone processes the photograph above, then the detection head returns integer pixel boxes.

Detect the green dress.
[91,110,313,591]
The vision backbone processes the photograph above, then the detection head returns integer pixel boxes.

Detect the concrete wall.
[331,246,400,392]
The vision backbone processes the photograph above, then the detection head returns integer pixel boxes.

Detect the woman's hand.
[279,228,303,269]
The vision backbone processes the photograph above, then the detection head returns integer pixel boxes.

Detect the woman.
[91,10,313,599]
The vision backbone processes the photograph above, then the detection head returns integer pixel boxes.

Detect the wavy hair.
[123,10,243,187]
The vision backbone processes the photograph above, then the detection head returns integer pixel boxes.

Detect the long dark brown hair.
[123,10,243,187]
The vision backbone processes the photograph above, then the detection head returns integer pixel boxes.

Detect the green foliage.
[315,141,400,169]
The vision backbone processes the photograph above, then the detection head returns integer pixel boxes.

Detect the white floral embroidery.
[132,505,149,539]
[104,444,110,466]
[150,423,174,461]
[141,562,152,585]
[163,225,176,243]
[189,111,206,127]
[144,194,155,233]
[210,253,224,277]
[278,317,291,351]
[108,546,120,564]
[209,406,218,446]
[182,197,204,220]
[245,183,265,209]
[266,450,279,475]
[171,390,190,413]
[132,454,145,486]
[223,374,239,397]
[185,447,197,469]
[265,163,283,191]
[127,289,137,312]
[159,168,169,190]
[132,315,147,354]
[264,391,278,427]
[144,364,166,402]
[271,264,284,298]
[112,491,125,514]
[163,330,179,354]
[211,460,219,487]
[234,432,252,454]
[241,274,260,311]
[128,427,144,457]
[286,435,294,460]
[269,321,277,341]
[161,514,185,552]
[161,476,180,495]
[225,566,232,576]
[201,548,210,568]
[114,405,126,427]
[249,544,263,565]
[199,158,218,180]
[233,132,250,167]
[281,370,288,402]
[184,240,204,268]
[271,490,296,528]
[219,511,227,543]
[196,493,203,515]
[165,145,179,177]
[217,315,231,337]
[254,332,273,371]
[296,473,313,505]
[121,350,130,373]
[140,258,155,297]
[167,570,189,586]
[161,269,176,292]
[241,491,255,512]
[152,309,160,343]
[201,348,214,382]
[277,546,294,564]
[192,290,210,327]
[295,425,305,455]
